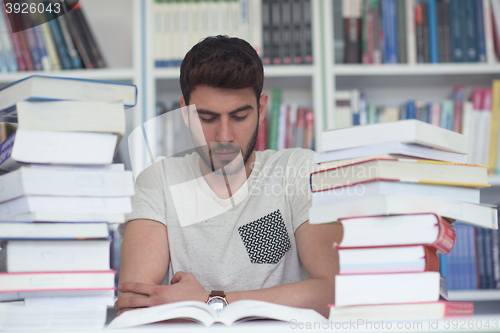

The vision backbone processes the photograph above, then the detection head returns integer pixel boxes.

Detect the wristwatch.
[206,290,228,312]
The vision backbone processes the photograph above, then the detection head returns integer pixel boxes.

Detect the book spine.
[382,0,398,63]
[74,5,105,67]
[476,227,487,289]
[432,217,456,255]
[484,0,496,63]
[333,0,344,63]
[282,0,292,64]
[19,12,42,71]
[46,10,72,69]
[262,0,272,65]
[268,89,282,150]
[442,0,452,62]
[396,0,407,63]
[361,0,370,64]
[294,108,306,148]
[476,0,487,62]
[406,100,416,119]
[39,20,62,70]
[427,0,438,63]
[0,42,7,72]
[66,5,94,68]
[271,0,281,64]
[489,80,500,173]
[450,0,463,62]
[291,0,301,64]
[32,25,50,71]
[58,15,82,69]
[251,0,263,56]
[406,0,416,64]
[344,0,361,63]
[467,225,478,289]
[304,110,314,149]
[0,6,17,71]
[457,225,467,289]
[453,86,465,133]
[416,3,425,63]
[484,226,495,288]
[436,0,445,62]
[464,0,478,62]
[422,2,430,63]
[372,0,382,64]
[439,253,448,281]
[11,12,34,71]
[492,227,500,289]
[0,132,14,166]
[302,0,312,63]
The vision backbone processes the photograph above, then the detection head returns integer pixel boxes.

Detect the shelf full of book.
[333,64,500,76]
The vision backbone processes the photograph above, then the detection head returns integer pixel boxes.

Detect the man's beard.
[194,121,259,176]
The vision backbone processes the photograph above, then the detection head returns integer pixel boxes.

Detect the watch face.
[207,297,226,313]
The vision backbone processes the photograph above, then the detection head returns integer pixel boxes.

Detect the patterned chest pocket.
[238,209,291,264]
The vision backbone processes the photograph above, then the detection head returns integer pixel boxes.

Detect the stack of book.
[0,75,137,330]
[309,119,498,320]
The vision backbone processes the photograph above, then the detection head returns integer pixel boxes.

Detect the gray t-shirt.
[125,148,316,292]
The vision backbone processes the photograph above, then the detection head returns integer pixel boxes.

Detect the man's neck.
[199,151,256,199]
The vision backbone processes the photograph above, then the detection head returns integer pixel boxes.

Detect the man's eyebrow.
[196,105,254,116]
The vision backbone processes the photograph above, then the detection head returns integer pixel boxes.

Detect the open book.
[107,300,324,328]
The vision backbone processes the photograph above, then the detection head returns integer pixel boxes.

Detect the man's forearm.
[226,277,335,318]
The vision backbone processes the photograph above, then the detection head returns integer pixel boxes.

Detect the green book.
[267,88,282,150]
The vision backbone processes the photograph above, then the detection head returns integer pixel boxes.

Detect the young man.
[115,36,341,317]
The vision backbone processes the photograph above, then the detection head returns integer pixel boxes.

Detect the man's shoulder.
[257,148,315,166]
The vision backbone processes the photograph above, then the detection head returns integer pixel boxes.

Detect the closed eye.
[200,116,217,123]
[233,115,248,121]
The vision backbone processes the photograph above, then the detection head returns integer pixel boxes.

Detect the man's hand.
[114,271,209,315]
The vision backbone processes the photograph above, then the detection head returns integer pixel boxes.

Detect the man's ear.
[258,93,268,125]
[180,96,189,127]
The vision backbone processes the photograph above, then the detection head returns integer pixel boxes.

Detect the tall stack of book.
[0,75,137,330]
[309,120,498,320]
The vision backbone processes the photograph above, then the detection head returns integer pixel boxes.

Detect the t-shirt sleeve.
[285,149,318,232]
[124,161,168,228]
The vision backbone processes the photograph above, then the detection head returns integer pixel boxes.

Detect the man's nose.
[215,117,234,143]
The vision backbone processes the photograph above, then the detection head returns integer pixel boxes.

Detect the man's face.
[181,85,267,175]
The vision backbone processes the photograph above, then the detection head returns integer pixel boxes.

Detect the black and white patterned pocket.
[238,209,291,264]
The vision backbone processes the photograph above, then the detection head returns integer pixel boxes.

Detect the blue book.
[449,0,464,62]
[456,225,466,290]
[476,228,487,288]
[484,227,495,288]
[406,101,416,119]
[0,9,17,71]
[427,0,439,63]
[33,25,50,71]
[19,14,42,71]
[475,0,487,62]
[439,254,449,283]
[467,225,478,289]
[0,43,8,73]
[45,11,72,69]
[464,0,478,62]
[440,100,454,131]
[382,0,398,63]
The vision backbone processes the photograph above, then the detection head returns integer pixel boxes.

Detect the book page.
[217,300,325,326]
[107,301,217,329]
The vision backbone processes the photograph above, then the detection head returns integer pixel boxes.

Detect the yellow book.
[488,80,500,173]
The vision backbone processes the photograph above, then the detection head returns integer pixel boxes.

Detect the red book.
[10,12,33,71]
[336,213,456,255]
[328,301,474,320]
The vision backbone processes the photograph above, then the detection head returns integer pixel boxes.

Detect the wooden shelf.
[333,64,500,76]
[0,68,135,84]
[448,290,500,302]
[154,65,315,80]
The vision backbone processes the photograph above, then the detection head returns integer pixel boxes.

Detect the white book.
[16,100,126,145]
[320,119,468,154]
[24,296,115,307]
[308,194,498,229]
[0,166,134,203]
[1,212,125,223]
[0,289,115,302]
[312,180,480,206]
[239,0,250,41]
[490,0,500,63]
[250,0,263,55]
[108,300,324,328]
[0,302,107,330]
[278,103,288,150]
[406,0,416,64]
[335,272,444,307]
[0,271,115,293]
[0,196,132,218]
[0,75,137,121]
[314,141,467,164]
[2,240,111,272]
[484,0,496,64]
[0,130,117,173]
[0,222,109,239]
